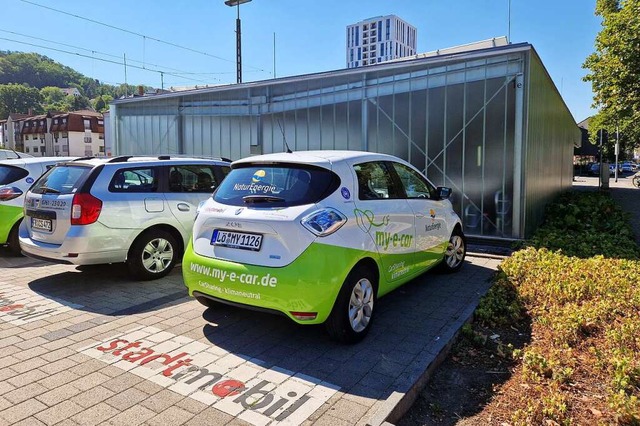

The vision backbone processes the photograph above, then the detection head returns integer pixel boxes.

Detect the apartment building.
[16,110,105,157]
[346,15,417,68]
[1,113,30,150]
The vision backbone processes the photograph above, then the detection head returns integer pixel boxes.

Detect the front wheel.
[633,175,640,188]
[127,230,178,280]
[325,266,377,344]
[438,228,466,273]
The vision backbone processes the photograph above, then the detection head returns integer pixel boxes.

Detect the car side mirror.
[437,186,452,200]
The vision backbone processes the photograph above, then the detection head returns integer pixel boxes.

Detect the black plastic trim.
[192,291,287,318]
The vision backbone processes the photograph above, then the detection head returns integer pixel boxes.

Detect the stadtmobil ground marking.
[78,325,339,426]
[0,281,82,325]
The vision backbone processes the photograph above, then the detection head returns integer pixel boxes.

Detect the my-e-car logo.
[0,282,81,325]
[78,326,339,425]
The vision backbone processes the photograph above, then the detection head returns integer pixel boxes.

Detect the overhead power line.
[0,29,246,78]
[0,37,217,86]
[19,0,266,73]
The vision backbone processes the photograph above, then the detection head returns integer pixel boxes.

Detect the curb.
[366,298,483,426]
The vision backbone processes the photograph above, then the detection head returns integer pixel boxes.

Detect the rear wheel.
[127,230,178,280]
[438,228,466,273]
[325,265,377,344]
[633,175,640,188]
[7,221,22,256]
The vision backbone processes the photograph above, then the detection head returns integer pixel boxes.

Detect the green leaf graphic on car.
[354,208,390,233]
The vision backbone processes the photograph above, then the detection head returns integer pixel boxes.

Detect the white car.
[182,150,466,343]
[0,156,75,254]
[19,155,230,279]
[0,149,34,160]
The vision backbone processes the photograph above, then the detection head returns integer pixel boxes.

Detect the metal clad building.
[111,41,579,239]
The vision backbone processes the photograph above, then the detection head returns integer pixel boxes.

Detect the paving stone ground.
[0,244,500,426]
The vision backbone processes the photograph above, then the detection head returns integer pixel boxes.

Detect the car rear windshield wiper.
[38,186,61,194]
[242,195,285,203]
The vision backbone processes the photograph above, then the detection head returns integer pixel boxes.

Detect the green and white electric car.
[182,151,466,343]
[0,157,75,254]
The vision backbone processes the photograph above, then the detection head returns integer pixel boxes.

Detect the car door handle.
[177,203,190,212]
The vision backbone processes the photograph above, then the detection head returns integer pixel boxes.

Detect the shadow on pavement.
[26,262,190,316]
[197,261,497,400]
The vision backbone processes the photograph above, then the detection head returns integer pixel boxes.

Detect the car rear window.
[31,165,92,195]
[213,164,340,207]
[0,165,28,185]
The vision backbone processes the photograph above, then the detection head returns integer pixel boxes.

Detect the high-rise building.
[346,15,417,68]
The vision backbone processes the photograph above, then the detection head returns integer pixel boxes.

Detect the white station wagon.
[183,150,466,343]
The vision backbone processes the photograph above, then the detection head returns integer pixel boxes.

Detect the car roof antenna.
[276,119,293,153]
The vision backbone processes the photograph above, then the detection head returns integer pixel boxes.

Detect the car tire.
[7,221,22,257]
[438,228,466,273]
[325,265,377,344]
[127,229,178,280]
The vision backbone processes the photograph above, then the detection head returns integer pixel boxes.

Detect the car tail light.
[0,186,23,201]
[301,208,347,237]
[71,193,102,225]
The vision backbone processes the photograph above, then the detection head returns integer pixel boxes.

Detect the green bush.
[519,191,640,259]
[478,190,640,424]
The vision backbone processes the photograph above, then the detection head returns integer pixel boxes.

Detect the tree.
[0,83,43,118]
[92,94,113,113]
[40,86,68,112]
[583,0,640,152]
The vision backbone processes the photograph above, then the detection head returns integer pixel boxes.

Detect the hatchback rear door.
[24,164,93,244]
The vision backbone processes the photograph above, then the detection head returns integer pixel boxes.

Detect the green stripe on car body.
[183,240,447,324]
[0,205,22,244]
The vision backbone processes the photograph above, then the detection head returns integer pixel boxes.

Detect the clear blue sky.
[2,0,600,122]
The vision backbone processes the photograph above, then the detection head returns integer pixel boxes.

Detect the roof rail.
[72,156,95,161]
[107,155,134,163]
[158,155,170,160]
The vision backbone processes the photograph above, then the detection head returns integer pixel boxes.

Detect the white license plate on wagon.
[211,229,262,251]
[32,217,52,231]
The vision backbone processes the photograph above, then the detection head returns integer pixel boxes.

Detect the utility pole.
[123,53,128,97]
[225,0,252,84]
[615,125,619,182]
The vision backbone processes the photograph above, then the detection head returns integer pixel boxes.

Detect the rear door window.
[214,165,339,207]
[109,167,158,193]
[353,162,403,200]
[0,165,28,185]
[30,165,92,194]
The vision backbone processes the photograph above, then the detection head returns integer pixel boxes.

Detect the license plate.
[211,229,262,251]
[32,217,52,232]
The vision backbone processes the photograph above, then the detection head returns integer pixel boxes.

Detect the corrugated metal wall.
[522,50,580,237]
[111,44,578,239]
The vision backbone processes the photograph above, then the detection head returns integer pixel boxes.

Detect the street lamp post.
[224,0,252,84]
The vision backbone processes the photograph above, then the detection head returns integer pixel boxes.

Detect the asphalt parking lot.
[0,252,500,426]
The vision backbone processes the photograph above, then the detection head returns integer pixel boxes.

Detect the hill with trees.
[0,51,153,117]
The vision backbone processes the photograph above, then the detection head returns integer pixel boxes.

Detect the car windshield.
[31,165,92,195]
[213,164,339,207]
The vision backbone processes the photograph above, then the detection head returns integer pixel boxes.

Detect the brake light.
[71,193,102,225]
[0,186,23,201]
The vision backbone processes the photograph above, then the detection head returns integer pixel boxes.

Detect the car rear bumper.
[182,240,370,324]
[18,221,130,265]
